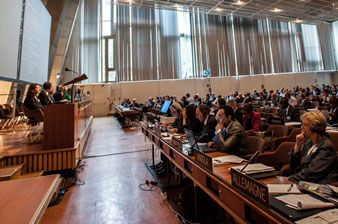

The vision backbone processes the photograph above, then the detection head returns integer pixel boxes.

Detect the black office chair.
[22,106,44,143]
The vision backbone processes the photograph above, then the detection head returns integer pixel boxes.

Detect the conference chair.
[271,128,301,151]
[242,136,266,159]
[328,131,338,151]
[266,124,289,151]
[22,106,44,142]
[0,106,13,130]
[256,142,295,175]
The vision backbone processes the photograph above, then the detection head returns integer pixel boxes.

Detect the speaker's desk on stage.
[142,125,301,224]
[0,174,60,224]
[44,99,93,157]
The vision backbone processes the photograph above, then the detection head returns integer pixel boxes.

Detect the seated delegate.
[288,111,338,184]
[242,103,261,134]
[38,82,55,105]
[195,104,217,143]
[208,106,250,156]
[168,102,184,133]
[182,104,203,135]
[24,83,44,111]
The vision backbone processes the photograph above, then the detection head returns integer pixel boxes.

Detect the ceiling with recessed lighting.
[106,0,338,23]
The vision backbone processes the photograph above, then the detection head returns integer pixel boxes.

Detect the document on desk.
[275,194,335,210]
[267,184,301,194]
[231,163,275,174]
[296,208,338,224]
[213,155,245,165]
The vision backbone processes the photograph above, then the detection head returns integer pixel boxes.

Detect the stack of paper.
[275,194,335,210]
[231,163,275,174]
[267,184,301,194]
[213,155,245,165]
[296,208,338,224]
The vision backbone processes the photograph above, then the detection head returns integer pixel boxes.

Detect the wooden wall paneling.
[28,155,32,173]
[48,153,52,171]
[57,152,62,170]
[23,156,28,173]
[71,151,76,168]
[67,151,72,169]
[38,155,43,171]
[33,155,38,171]
[53,153,57,170]
[43,154,48,170]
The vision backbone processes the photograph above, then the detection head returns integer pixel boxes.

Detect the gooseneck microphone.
[65,67,78,75]
[240,151,260,173]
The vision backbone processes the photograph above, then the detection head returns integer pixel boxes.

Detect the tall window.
[300,24,322,70]
[178,10,193,79]
[333,21,338,67]
[101,1,116,82]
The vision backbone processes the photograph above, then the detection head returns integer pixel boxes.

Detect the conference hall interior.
[1,0,338,223]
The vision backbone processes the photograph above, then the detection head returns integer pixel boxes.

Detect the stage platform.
[0,102,93,174]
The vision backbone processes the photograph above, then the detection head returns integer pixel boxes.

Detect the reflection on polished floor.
[40,117,179,224]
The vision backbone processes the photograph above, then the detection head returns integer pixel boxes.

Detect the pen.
[287,184,293,192]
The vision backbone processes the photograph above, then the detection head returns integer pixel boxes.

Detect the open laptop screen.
[184,129,197,149]
[161,101,171,113]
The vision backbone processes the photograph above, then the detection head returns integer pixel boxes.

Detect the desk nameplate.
[193,148,213,172]
[231,168,269,208]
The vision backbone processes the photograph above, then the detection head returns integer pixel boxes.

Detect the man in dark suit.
[279,97,300,122]
[38,82,54,105]
[208,106,250,156]
[297,93,311,110]
[228,99,243,125]
[196,104,217,143]
[328,96,338,125]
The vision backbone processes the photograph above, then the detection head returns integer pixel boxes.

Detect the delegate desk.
[142,125,296,224]
[0,174,60,224]
[113,104,140,127]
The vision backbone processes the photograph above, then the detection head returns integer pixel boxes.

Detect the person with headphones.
[168,102,184,133]
[288,111,338,184]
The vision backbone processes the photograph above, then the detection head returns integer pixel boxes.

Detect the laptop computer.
[184,129,218,153]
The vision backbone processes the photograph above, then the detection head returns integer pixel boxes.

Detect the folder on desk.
[213,155,245,165]
[275,194,335,210]
[270,194,327,221]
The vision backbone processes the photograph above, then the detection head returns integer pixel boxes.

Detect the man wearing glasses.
[208,106,250,156]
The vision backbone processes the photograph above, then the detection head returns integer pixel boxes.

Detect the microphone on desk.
[240,151,260,173]
[65,67,78,75]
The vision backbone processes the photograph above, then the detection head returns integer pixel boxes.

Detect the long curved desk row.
[142,125,295,224]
